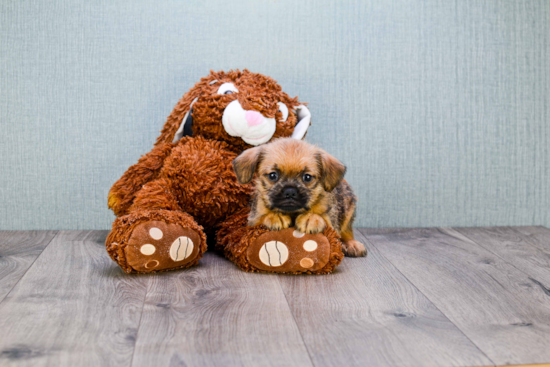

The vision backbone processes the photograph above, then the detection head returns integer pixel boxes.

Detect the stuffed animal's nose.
[283,187,298,199]
[245,111,264,127]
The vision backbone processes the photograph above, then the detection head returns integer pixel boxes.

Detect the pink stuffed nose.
[245,111,264,127]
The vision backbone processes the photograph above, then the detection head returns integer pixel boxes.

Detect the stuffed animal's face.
[159,70,311,151]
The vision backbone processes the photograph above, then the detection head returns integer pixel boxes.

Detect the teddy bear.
[105,70,344,274]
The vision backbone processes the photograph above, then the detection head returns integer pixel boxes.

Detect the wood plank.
[361,227,550,366]
[454,227,550,285]
[0,231,57,303]
[131,251,312,367]
[277,230,492,367]
[0,231,148,367]
[513,226,550,252]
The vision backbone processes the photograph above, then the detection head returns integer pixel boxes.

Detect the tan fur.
[295,212,326,234]
[232,146,263,185]
[233,138,367,257]
[262,211,292,231]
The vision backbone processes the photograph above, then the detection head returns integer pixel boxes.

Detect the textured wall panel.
[1,0,548,230]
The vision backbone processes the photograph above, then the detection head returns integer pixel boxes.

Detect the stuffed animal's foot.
[124,220,202,272]
[106,210,207,274]
[216,210,344,274]
[247,228,334,273]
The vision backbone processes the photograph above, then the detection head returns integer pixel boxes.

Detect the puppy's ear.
[233,146,264,184]
[318,151,346,192]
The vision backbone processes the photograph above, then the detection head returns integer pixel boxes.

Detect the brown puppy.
[233,138,367,257]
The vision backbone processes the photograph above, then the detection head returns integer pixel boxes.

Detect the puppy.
[232,138,367,257]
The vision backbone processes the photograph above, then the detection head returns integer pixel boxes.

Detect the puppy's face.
[259,143,321,212]
[233,139,346,213]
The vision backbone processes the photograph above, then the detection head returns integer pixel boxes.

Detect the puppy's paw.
[296,213,327,234]
[342,240,367,257]
[261,212,292,231]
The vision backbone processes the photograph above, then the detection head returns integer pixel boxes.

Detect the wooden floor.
[1,227,550,367]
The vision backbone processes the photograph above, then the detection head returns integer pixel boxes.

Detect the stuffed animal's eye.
[268,172,279,182]
[217,83,238,95]
[303,173,313,183]
[277,102,289,122]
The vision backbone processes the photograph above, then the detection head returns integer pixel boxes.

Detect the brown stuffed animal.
[106,70,344,274]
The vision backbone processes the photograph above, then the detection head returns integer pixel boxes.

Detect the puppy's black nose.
[283,187,298,199]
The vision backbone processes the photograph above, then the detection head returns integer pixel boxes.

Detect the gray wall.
[1,0,549,230]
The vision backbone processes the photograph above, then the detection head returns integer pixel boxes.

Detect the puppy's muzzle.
[271,185,308,212]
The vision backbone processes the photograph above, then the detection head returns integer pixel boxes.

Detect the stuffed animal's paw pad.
[169,236,195,261]
[258,241,289,267]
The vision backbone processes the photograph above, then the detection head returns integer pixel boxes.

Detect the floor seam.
[451,227,549,287]
[343,233,431,365]
[0,230,59,306]
[509,226,550,254]
[128,276,150,367]
[358,228,497,367]
[276,276,317,367]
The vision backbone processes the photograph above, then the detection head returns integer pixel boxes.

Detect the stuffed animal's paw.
[107,189,124,215]
[246,228,333,273]
[123,220,202,272]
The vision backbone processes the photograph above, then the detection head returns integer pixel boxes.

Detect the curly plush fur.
[106,70,344,274]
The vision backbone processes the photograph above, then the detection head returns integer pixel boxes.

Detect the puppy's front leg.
[295,212,327,234]
[260,212,292,231]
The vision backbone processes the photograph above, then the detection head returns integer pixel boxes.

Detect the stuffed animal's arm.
[108,142,175,216]
[128,178,181,212]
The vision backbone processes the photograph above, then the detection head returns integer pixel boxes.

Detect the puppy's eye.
[303,173,313,183]
[268,172,279,182]
[217,83,238,95]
